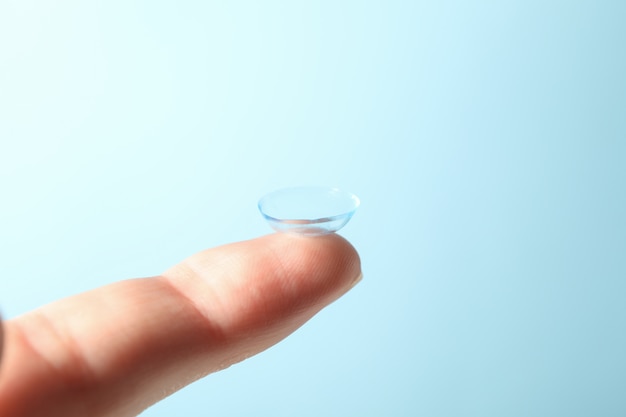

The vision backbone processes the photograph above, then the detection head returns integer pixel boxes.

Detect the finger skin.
[0,234,361,417]
[0,315,3,364]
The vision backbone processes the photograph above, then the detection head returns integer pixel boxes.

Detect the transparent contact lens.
[258,186,360,236]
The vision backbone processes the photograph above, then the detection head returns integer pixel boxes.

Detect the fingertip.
[164,232,362,342]
[256,232,362,300]
[0,313,3,366]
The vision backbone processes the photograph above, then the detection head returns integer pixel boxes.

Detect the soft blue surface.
[1,1,625,416]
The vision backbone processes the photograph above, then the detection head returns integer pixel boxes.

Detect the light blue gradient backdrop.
[1,1,625,416]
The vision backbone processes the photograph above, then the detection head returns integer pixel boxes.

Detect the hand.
[0,234,361,417]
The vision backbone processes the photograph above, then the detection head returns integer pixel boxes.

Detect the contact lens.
[258,186,360,236]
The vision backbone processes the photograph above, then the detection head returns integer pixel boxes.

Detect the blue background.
[1,1,625,415]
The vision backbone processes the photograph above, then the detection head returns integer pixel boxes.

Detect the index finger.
[0,234,361,417]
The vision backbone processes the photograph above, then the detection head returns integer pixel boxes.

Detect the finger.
[0,233,361,417]
[0,315,3,365]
